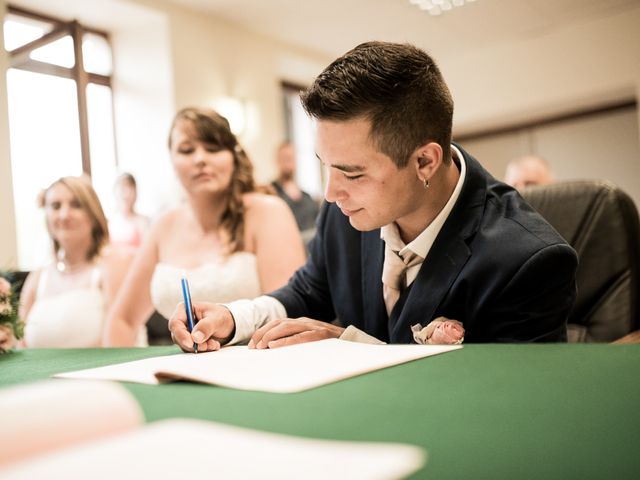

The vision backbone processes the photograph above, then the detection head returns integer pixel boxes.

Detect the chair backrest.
[521,180,640,342]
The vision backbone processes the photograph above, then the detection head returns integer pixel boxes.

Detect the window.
[4,5,116,269]
[281,82,324,199]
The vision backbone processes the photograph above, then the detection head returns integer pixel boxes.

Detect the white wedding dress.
[150,252,262,321]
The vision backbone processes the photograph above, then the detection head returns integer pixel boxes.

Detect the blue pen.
[180,274,198,353]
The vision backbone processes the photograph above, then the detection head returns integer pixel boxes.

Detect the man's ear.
[414,142,443,182]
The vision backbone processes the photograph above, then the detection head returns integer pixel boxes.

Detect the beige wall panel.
[456,130,530,181]
[533,107,640,207]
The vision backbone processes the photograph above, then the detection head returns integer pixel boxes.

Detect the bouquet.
[0,276,23,353]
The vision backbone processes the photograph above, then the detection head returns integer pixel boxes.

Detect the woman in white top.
[20,176,133,348]
[106,107,306,346]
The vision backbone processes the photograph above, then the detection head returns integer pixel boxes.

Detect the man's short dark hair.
[301,41,453,168]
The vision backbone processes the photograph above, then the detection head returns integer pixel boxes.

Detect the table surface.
[1,344,639,479]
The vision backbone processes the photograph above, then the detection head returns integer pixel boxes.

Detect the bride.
[105,107,306,346]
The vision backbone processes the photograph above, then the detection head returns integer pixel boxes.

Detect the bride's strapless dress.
[150,252,262,320]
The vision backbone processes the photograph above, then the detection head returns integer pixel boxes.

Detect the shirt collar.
[381,145,466,260]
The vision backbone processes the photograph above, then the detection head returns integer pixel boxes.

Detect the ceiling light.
[409,0,477,16]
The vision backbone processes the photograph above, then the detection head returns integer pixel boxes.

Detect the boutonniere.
[0,276,23,353]
[411,317,465,345]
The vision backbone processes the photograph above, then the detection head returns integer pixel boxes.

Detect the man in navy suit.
[169,42,577,350]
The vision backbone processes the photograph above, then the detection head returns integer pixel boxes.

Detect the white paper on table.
[0,380,426,479]
[54,338,461,393]
[0,418,426,480]
[0,380,143,467]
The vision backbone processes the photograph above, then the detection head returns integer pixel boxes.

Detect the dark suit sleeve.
[267,202,336,322]
[478,243,578,342]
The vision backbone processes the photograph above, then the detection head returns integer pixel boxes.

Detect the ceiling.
[165,0,640,59]
[10,0,640,60]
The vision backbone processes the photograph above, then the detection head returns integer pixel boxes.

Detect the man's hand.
[248,317,345,349]
[168,302,235,352]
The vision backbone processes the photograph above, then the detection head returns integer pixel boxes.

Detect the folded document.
[55,338,462,393]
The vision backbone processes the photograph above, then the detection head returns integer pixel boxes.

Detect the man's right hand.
[168,302,235,353]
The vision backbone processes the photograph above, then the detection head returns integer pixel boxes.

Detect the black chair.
[521,180,640,342]
[146,310,173,345]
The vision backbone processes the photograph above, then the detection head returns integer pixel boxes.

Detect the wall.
[442,6,640,209]
[142,0,329,182]
[459,105,640,207]
[109,2,177,218]
[0,0,18,269]
[444,6,640,138]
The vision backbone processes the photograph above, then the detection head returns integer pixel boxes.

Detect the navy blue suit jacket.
[270,146,578,343]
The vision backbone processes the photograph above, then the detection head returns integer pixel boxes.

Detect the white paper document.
[0,418,426,480]
[54,338,461,393]
[0,380,426,480]
[0,381,142,467]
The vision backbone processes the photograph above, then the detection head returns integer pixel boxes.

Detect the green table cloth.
[1,344,638,479]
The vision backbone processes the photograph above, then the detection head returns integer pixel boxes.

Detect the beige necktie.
[382,244,423,316]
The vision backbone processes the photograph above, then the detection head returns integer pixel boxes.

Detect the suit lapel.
[390,145,488,342]
[361,230,389,342]
[390,236,470,341]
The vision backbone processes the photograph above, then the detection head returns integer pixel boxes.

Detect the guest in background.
[109,172,150,249]
[106,108,306,346]
[19,176,137,348]
[271,142,320,244]
[504,155,554,190]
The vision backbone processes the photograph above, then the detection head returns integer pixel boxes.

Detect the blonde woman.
[20,176,133,347]
[106,108,306,346]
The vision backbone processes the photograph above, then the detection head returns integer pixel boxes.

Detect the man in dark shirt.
[271,142,320,244]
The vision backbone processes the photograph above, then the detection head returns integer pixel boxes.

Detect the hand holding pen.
[170,275,236,353]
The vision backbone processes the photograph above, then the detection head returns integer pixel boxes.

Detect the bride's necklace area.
[55,249,92,274]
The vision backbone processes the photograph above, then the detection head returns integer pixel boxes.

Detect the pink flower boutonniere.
[411,317,465,345]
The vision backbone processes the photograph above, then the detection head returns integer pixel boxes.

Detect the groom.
[169,41,578,350]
